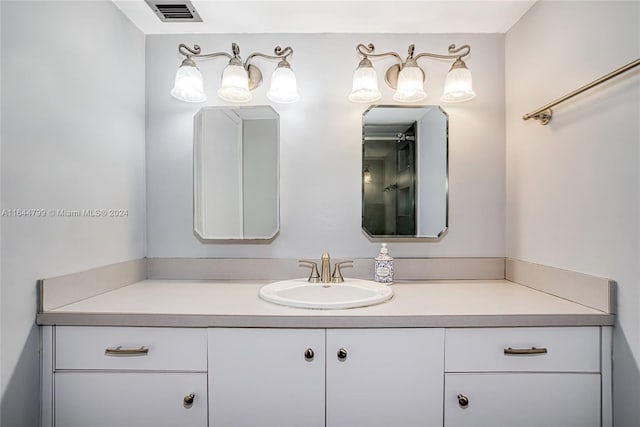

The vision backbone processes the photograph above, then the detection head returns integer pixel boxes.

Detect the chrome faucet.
[320,252,331,283]
[299,252,353,284]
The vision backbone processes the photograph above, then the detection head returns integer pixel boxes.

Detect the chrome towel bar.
[523,58,640,125]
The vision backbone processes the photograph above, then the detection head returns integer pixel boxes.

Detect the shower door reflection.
[361,106,448,239]
[363,123,416,236]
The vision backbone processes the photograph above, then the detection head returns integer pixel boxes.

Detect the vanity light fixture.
[171,43,299,104]
[349,43,476,104]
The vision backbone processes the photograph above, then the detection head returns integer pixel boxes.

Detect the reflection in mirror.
[194,106,279,240]
[362,105,448,238]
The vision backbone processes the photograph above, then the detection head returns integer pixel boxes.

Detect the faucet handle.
[299,260,321,283]
[332,260,354,283]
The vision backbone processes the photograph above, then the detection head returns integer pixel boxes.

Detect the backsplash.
[145,257,505,281]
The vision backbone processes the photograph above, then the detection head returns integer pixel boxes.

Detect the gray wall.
[506,2,640,425]
[146,33,506,258]
[0,2,146,425]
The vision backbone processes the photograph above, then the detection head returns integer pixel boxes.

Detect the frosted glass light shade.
[170,64,206,103]
[218,64,252,103]
[267,66,300,103]
[393,66,426,102]
[349,66,381,103]
[441,66,476,103]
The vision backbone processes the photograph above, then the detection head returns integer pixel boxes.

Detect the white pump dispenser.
[374,243,394,284]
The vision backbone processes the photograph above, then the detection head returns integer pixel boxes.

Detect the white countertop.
[37,279,612,328]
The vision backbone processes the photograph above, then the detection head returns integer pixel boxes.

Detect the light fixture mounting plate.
[248,65,263,91]
[385,65,401,89]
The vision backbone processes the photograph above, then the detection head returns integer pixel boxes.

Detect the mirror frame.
[361,105,449,241]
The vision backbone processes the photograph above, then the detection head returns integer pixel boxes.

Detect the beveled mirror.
[362,105,448,239]
[194,106,279,240]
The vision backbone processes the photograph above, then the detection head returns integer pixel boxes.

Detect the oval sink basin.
[259,278,393,309]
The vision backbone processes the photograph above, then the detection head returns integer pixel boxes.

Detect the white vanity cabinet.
[44,326,208,427]
[444,327,604,427]
[208,328,445,427]
[43,325,611,427]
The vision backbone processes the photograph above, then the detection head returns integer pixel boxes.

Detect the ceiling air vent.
[145,0,202,22]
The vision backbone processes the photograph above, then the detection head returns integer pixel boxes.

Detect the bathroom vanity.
[38,262,614,427]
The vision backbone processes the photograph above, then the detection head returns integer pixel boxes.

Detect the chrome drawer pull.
[105,346,149,356]
[504,346,548,355]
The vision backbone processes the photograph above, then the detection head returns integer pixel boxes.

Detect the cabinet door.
[445,373,600,427]
[55,372,207,427]
[208,328,325,427]
[326,328,444,427]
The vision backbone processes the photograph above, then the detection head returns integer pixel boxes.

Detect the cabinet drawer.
[444,373,600,427]
[445,327,599,372]
[55,326,207,371]
[55,372,207,427]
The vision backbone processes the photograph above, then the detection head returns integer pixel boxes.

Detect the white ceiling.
[113,0,537,34]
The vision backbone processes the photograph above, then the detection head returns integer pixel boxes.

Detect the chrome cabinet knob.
[337,348,348,361]
[457,394,469,408]
[304,348,315,362]
[183,393,195,408]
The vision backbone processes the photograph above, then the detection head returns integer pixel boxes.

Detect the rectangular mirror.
[362,105,448,239]
[194,106,279,240]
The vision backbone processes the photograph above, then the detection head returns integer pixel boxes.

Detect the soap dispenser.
[374,243,394,284]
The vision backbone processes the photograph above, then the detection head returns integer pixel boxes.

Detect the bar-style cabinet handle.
[504,346,548,355]
[105,346,149,356]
